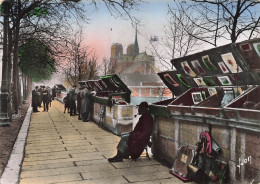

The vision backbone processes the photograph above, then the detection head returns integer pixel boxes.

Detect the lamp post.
[0,0,10,125]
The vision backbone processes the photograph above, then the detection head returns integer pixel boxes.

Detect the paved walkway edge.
[0,105,32,184]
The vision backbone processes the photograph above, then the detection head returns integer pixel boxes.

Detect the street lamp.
[0,0,10,125]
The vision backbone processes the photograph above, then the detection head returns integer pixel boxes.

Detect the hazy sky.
[82,0,170,61]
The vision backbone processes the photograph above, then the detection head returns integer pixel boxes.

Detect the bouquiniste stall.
[150,38,260,183]
[84,74,133,135]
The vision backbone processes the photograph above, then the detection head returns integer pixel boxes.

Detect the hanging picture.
[193,77,206,86]
[253,43,260,57]
[176,74,191,88]
[191,60,206,74]
[191,92,203,104]
[203,78,215,86]
[221,53,243,73]
[208,88,217,96]
[180,61,197,77]
[217,76,232,85]
[218,62,229,73]
[240,43,251,52]
[202,55,216,71]
[163,73,179,87]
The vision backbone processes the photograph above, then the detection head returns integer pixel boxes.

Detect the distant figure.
[38,86,43,107]
[69,85,77,116]
[63,93,70,113]
[42,86,49,112]
[77,87,83,120]
[108,102,153,162]
[32,86,40,112]
[81,86,93,122]
[52,86,57,100]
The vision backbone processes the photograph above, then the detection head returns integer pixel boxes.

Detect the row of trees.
[0,0,142,121]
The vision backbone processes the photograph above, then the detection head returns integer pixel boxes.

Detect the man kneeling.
[108,102,153,162]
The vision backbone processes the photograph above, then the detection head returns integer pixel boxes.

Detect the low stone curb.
[0,105,32,184]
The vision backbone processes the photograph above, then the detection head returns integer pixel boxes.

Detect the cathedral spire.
[133,25,139,58]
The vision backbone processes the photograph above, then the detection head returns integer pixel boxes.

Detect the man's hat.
[72,84,77,87]
[137,101,149,109]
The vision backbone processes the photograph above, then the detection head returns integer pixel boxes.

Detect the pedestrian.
[38,86,43,107]
[63,93,70,113]
[77,86,83,120]
[69,85,77,116]
[32,86,40,112]
[42,86,49,112]
[81,85,93,122]
[108,102,153,162]
[52,86,56,100]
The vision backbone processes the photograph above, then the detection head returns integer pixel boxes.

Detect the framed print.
[203,78,215,86]
[218,62,229,73]
[193,77,206,86]
[176,74,191,88]
[191,92,203,104]
[163,73,179,87]
[202,55,216,71]
[240,43,251,52]
[191,60,206,74]
[217,76,232,85]
[221,53,243,73]
[208,88,217,96]
[253,43,260,57]
[180,61,197,77]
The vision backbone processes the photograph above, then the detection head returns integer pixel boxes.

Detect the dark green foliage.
[29,7,49,17]
[18,38,56,82]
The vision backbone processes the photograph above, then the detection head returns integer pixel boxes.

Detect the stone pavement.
[19,100,188,184]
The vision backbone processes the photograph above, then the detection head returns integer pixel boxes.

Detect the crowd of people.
[32,84,94,123]
[32,86,53,112]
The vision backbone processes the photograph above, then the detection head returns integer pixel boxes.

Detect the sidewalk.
[19,100,187,184]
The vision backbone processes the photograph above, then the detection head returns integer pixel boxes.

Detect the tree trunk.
[7,26,13,121]
[12,18,20,113]
[27,76,32,97]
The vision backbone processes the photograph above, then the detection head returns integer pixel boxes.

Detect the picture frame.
[217,76,233,86]
[163,73,179,87]
[180,61,197,77]
[221,53,243,73]
[208,88,217,96]
[191,60,206,74]
[240,43,251,52]
[191,92,203,104]
[202,55,216,71]
[253,42,260,57]
[218,62,229,73]
[193,77,206,86]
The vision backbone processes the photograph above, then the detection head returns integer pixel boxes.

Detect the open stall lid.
[157,70,191,96]
[170,39,260,88]
[100,74,131,94]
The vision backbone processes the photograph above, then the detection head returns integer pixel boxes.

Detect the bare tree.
[148,3,199,70]
[169,0,260,46]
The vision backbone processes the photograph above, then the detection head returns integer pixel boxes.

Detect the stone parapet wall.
[151,115,260,183]
[92,102,133,135]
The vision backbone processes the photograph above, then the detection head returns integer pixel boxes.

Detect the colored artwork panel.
[203,78,215,86]
[218,62,229,74]
[191,60,206,74]
[202,55,216,71]
[253,42,260,57]
[193,77,206,87]
[240,43,251,51]
[180,61,197,77]
[163,73,179,87]
[208,88,217,96]
[192,92,203,104]
[217,76,232,86]
[176,74,191,88]
[221,53,243,73]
